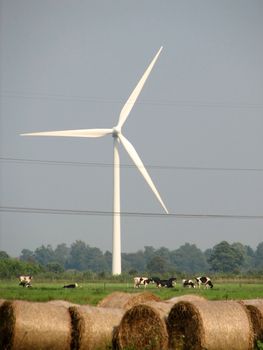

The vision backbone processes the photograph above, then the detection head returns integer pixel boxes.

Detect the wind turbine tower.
[21,47,168,275]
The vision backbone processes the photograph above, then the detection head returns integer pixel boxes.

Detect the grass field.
[0,280,263,305]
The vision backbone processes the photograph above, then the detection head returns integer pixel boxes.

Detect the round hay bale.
[243,299,263,307]
[69,305,124,350]
[167,300,254,350]
[0,300,72,350]
[113,301,174,350]
[97,291,160,310]
[47,300,79,308]
[168,294,206,303]
[242,300,263,346]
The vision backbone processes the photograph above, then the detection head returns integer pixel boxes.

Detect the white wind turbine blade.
[119,134,168,214]
[20,128,113,138]
[117,47,163,129]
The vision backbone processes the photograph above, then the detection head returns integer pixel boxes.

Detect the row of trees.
[0,240,262,278]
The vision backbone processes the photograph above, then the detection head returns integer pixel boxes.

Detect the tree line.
[0,240,263,279]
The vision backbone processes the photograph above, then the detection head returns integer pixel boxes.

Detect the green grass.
[0,280,263,305]
[0,281,263,305]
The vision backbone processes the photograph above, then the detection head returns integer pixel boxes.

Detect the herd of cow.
[133,276,213,289]
[18,275,213,289]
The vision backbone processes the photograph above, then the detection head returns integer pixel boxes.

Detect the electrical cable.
[1,206,263,220]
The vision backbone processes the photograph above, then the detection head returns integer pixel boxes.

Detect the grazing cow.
[195,276,213,289]
[134,276,146,288]
[133,277,152,288]
[182,279,196,288]
[142,278,153,287]
[63,283,78,288]
[19,275,33,288]
[154,277,177,288]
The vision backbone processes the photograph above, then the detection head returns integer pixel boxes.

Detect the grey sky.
[1,0,263,257]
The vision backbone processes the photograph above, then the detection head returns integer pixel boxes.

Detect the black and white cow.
[133,277,152,288]
[154,277,177,288]
[19,275,33,287]
[195,276,213,289]
[63,283,78,288]
[182,279,196,288]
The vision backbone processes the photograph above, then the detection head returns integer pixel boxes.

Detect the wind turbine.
[21,47,168,275]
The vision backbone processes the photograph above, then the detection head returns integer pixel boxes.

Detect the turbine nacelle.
[112,126,121,138]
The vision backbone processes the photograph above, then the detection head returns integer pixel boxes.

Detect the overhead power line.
[1,157,263,172]
[1,90,263,109]
[1,206,263,220]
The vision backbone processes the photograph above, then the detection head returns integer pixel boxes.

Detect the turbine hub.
[112,127,121,138]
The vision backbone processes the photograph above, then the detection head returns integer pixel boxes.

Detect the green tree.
[0,258,42,279]
[46,262,64,273]
[122,251,146,272]
[204,248,213,262]
[68,240,107,272]
[243,245,255,271]
[87,247,108,272]
[254,242,263,270]
[54,243,70,267]
[208,241,245,273]
[20,249,35,263]
[232,242,254,272]
[34,245,55,266]
[146,255,168,274]
[104,251,112,270]
[155,247,171,261]
[0,251,10,259]
[144,246,156,263]
[68,240,89,270]
[171,243,208,274]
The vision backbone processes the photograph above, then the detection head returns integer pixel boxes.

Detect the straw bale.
[167,300,254,350]
[47,300,79,308]
[242,299,263,345]
[113,300,174,350]
[0,300,72,350]
[242,299,263,307]
[97,291,160,310]
[168,294,206,303]
[69,304,124,350]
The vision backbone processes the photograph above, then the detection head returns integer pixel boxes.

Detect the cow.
[63,283,78,288]
[133,277,153,288]
[153,277,177,288]
[195,276,213,289]
[182,279,196,288]
[19,275,33,288]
